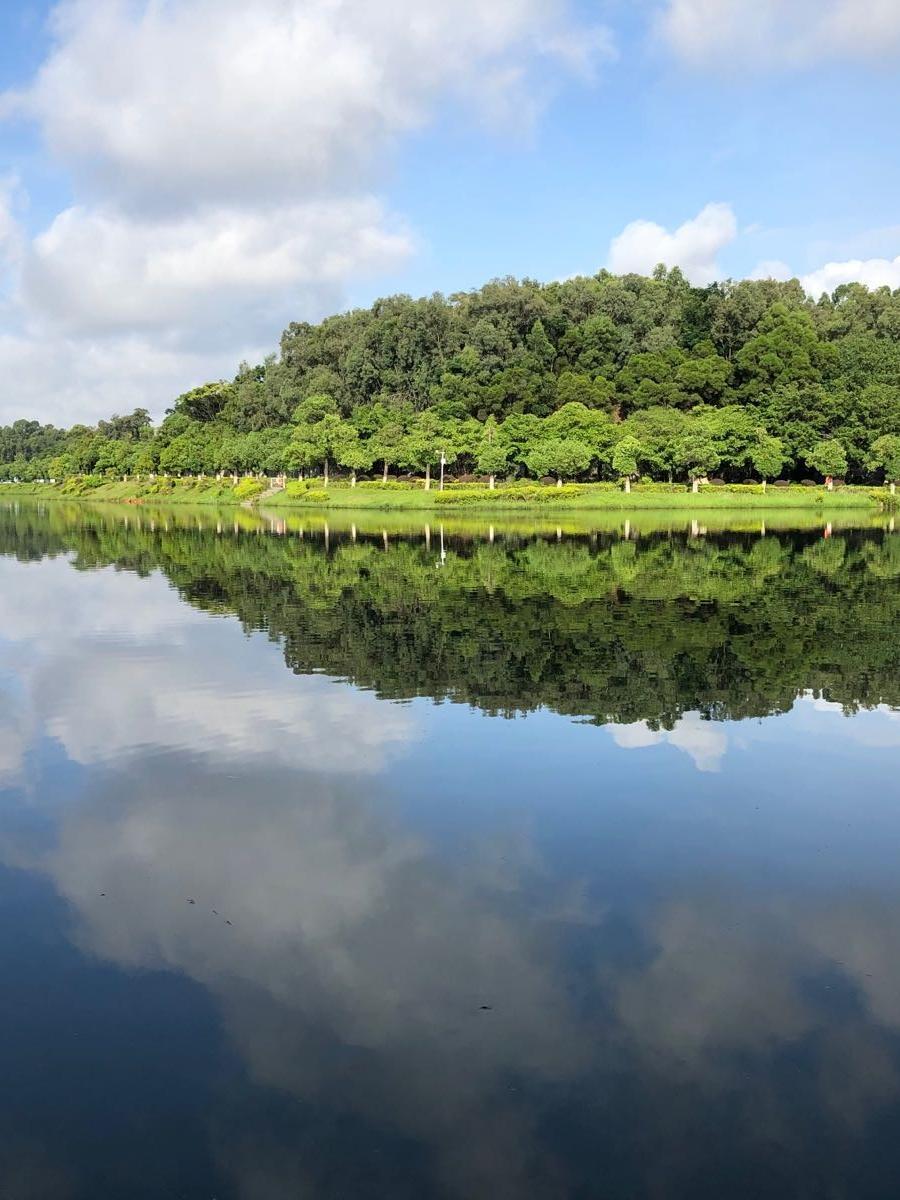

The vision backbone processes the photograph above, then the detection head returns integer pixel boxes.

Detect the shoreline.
[0,479,891,514]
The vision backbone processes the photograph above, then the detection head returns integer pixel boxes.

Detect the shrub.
[233,477,266,501]
[356,479,421,490]
[434,483,590,504]
[284,479,309,497]
[303,488,329,502]
[697,483,765,495]
[631,481,685,493]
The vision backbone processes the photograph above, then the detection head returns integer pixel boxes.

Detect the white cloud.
[0,331,250,428]
[21,199,411,345]
[0,0,609,424]
[749,259,793,282]
[801,255,900,298]
[0,178,22,271]
[606,202,737,285]
[11,0,607,211]
[657,0,900,68]
[608,710,728,772]
[0,178,25,315]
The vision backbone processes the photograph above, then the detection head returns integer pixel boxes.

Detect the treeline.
[3,269,900,486]
[2,505,898,725]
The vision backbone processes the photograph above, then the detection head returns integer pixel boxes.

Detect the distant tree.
[284,437,319,479]
[806,439,848,488]
[673,431,722,492]
[312,415,355,487]
[98,409,152,442]
[474,416,507,488]
[611,435,645,493]
[171,382,232,423]
[291,395,351,485]
[133,442,160,478]
[749,430,787,489]
[369,422,407,485]
[868,434,900,493]
[524,437,592,487]
[339,439,375,487]
[401,412,455,490]
[554,371,613,411]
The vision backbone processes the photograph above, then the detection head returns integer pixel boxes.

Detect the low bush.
[233,477,266,501]
[697,483,765,495]
[632,481,686,493]
[434,484,590,504]
[356,479,422,490]
[60,474,106,494]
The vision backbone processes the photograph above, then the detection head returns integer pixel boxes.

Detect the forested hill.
[3,268,900,484]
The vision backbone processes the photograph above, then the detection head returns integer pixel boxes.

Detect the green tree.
[401,412,455,490]
[611,435,645,493]
[867,434,900,493]
[309,414,354,486]
[369,422,407,484]
[524,437,592,486]
[171,382,232,423]
[339,439,375,487]
[285,437,320,479]
[554,371,614,411]
[475,416,508,489]
[748,430,787,489]
[805,439,848,488]
[673,430,722,492]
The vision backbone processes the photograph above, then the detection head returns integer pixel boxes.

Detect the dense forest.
[2,504,897,725]
[2,268,900,487]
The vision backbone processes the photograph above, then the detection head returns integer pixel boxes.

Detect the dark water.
[1,502,899,1200]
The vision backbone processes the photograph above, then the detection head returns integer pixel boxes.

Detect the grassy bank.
[269,484,883,512]
[0,477,893,513]
[0,478,243,504]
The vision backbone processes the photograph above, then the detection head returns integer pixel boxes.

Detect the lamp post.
[439,451,446,492]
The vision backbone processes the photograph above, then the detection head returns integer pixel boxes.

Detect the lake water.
[1,501,899,1199]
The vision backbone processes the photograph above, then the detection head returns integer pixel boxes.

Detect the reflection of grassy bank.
[2,498,891,543]
[1,503,898,727]
[265,508,894,539]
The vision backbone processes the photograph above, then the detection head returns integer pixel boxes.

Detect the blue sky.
[1,0,899,424]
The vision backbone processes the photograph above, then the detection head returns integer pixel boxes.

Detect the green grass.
[264,481,883,512]
[0,478,240,504]
[0,477,890,514]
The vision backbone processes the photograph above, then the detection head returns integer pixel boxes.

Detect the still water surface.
[1,502,899,1199]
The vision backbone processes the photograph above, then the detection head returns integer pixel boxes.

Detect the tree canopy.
[2,268,899,486]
